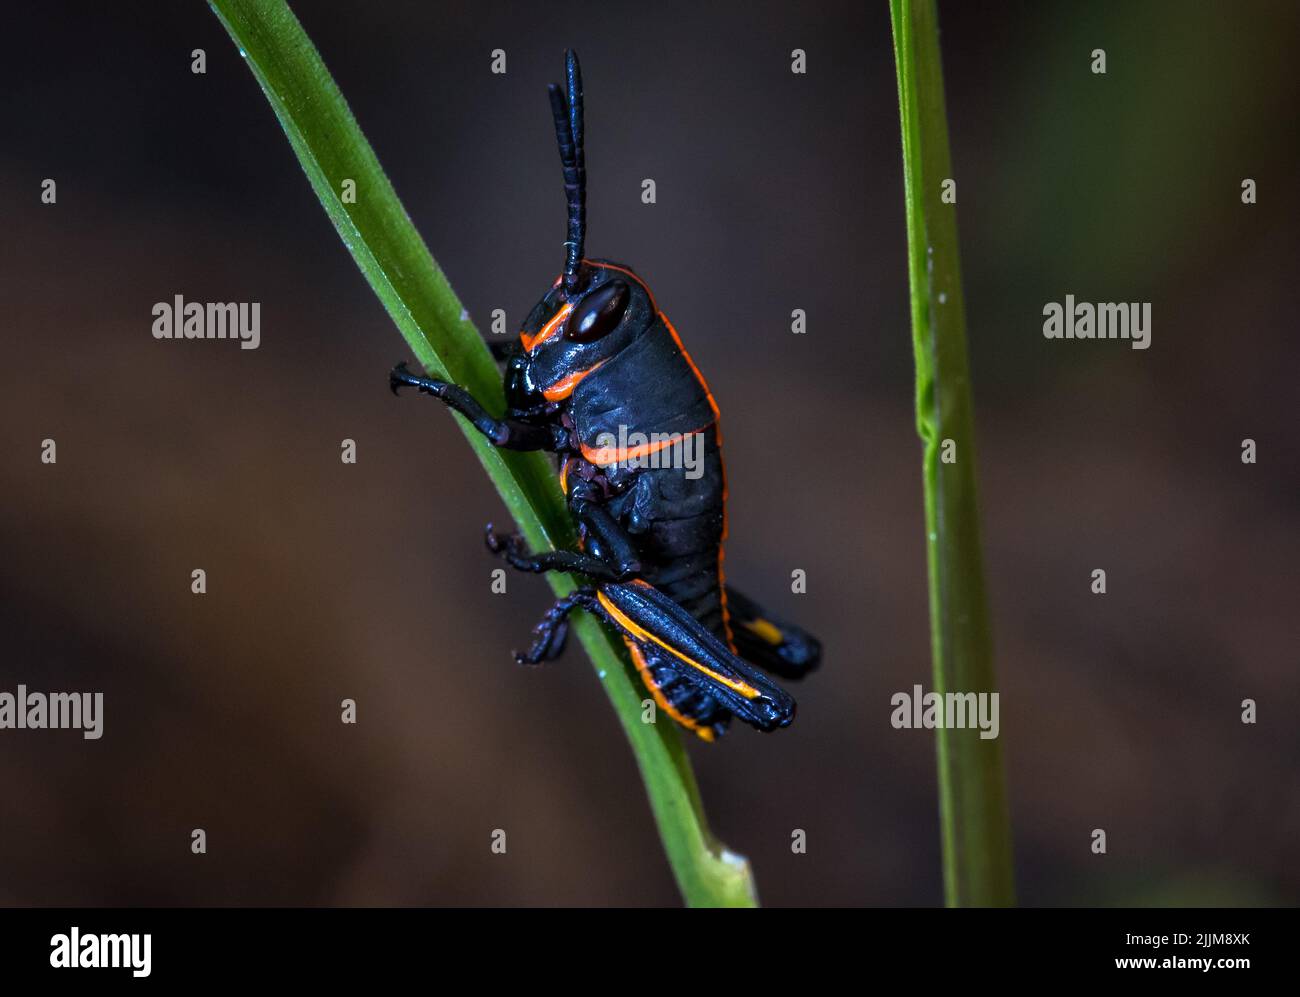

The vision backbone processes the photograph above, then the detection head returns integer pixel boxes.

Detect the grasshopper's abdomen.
[609,429,730,643]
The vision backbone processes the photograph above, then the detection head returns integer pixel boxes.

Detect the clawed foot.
[389,361,446,397]
[485,523,530,564]
[513,620,569,666]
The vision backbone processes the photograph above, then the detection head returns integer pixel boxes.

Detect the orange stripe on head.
[520,302,572,353]
[541,360,606,402]
[597,590,761,700]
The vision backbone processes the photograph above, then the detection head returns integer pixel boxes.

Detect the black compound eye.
[565,279,629,343]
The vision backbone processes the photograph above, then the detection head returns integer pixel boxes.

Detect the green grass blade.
[208,0,756,908]
[890,0,1015,906]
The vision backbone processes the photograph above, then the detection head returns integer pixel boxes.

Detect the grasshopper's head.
[508,261,656,409]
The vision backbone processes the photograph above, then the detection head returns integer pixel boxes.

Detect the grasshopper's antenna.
[547,49,586,295]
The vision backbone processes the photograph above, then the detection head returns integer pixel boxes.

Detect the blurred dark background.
[1,1,1296,906]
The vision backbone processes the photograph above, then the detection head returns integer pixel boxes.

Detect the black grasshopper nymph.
[391,50,820,740]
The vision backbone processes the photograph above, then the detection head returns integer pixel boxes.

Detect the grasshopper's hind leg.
[623,638,731,742]
[593,581,796,734]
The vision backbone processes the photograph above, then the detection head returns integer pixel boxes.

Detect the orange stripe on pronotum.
[541,360,605,402]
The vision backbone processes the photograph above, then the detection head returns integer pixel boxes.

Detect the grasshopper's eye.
[565,280,629,343]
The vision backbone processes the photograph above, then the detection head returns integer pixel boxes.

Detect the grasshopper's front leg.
[389,362,565,452]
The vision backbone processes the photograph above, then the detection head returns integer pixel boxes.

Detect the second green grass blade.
[890,0,1016,906]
